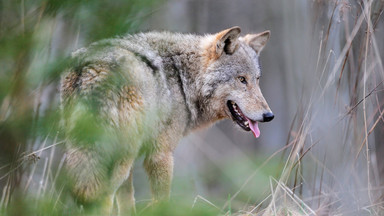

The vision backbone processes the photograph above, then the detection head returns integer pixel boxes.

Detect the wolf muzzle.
[261,112,274,122]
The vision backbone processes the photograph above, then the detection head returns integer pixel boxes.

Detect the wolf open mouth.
[227,100,261,138]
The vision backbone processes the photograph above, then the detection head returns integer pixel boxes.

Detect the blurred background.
[1,0,384,215]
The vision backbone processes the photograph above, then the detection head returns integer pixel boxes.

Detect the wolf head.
[200,26,273,138]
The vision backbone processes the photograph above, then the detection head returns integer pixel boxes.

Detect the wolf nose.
[262,112,274,122]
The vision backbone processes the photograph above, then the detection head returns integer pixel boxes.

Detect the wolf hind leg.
[65,147,115,215]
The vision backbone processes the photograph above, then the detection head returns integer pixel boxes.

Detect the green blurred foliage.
[0,0,160,214]
[4,194,221,216]
[136,200,220,216]
[0,0,157,93]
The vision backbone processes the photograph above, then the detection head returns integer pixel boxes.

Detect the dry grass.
[227,0,384,215]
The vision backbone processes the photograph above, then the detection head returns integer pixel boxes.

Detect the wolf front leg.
[144,151,174,201]
[116,168,136,215]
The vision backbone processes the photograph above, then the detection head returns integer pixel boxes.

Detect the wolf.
[60,26,274,214]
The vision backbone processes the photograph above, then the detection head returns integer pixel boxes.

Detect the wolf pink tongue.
[248,119,260,138]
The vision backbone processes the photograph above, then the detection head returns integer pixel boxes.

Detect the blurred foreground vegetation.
[0,0,165,215]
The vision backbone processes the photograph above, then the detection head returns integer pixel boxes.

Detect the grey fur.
[60,27,272,214]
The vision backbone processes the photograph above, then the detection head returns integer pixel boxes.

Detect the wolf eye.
[238,76,247,84]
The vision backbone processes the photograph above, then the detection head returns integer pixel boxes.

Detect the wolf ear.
[241,30,270,54]
[215,26,241,56]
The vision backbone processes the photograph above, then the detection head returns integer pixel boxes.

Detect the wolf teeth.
[244,121,249,125]
[233,104,238,112]
[231,102,245,120]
